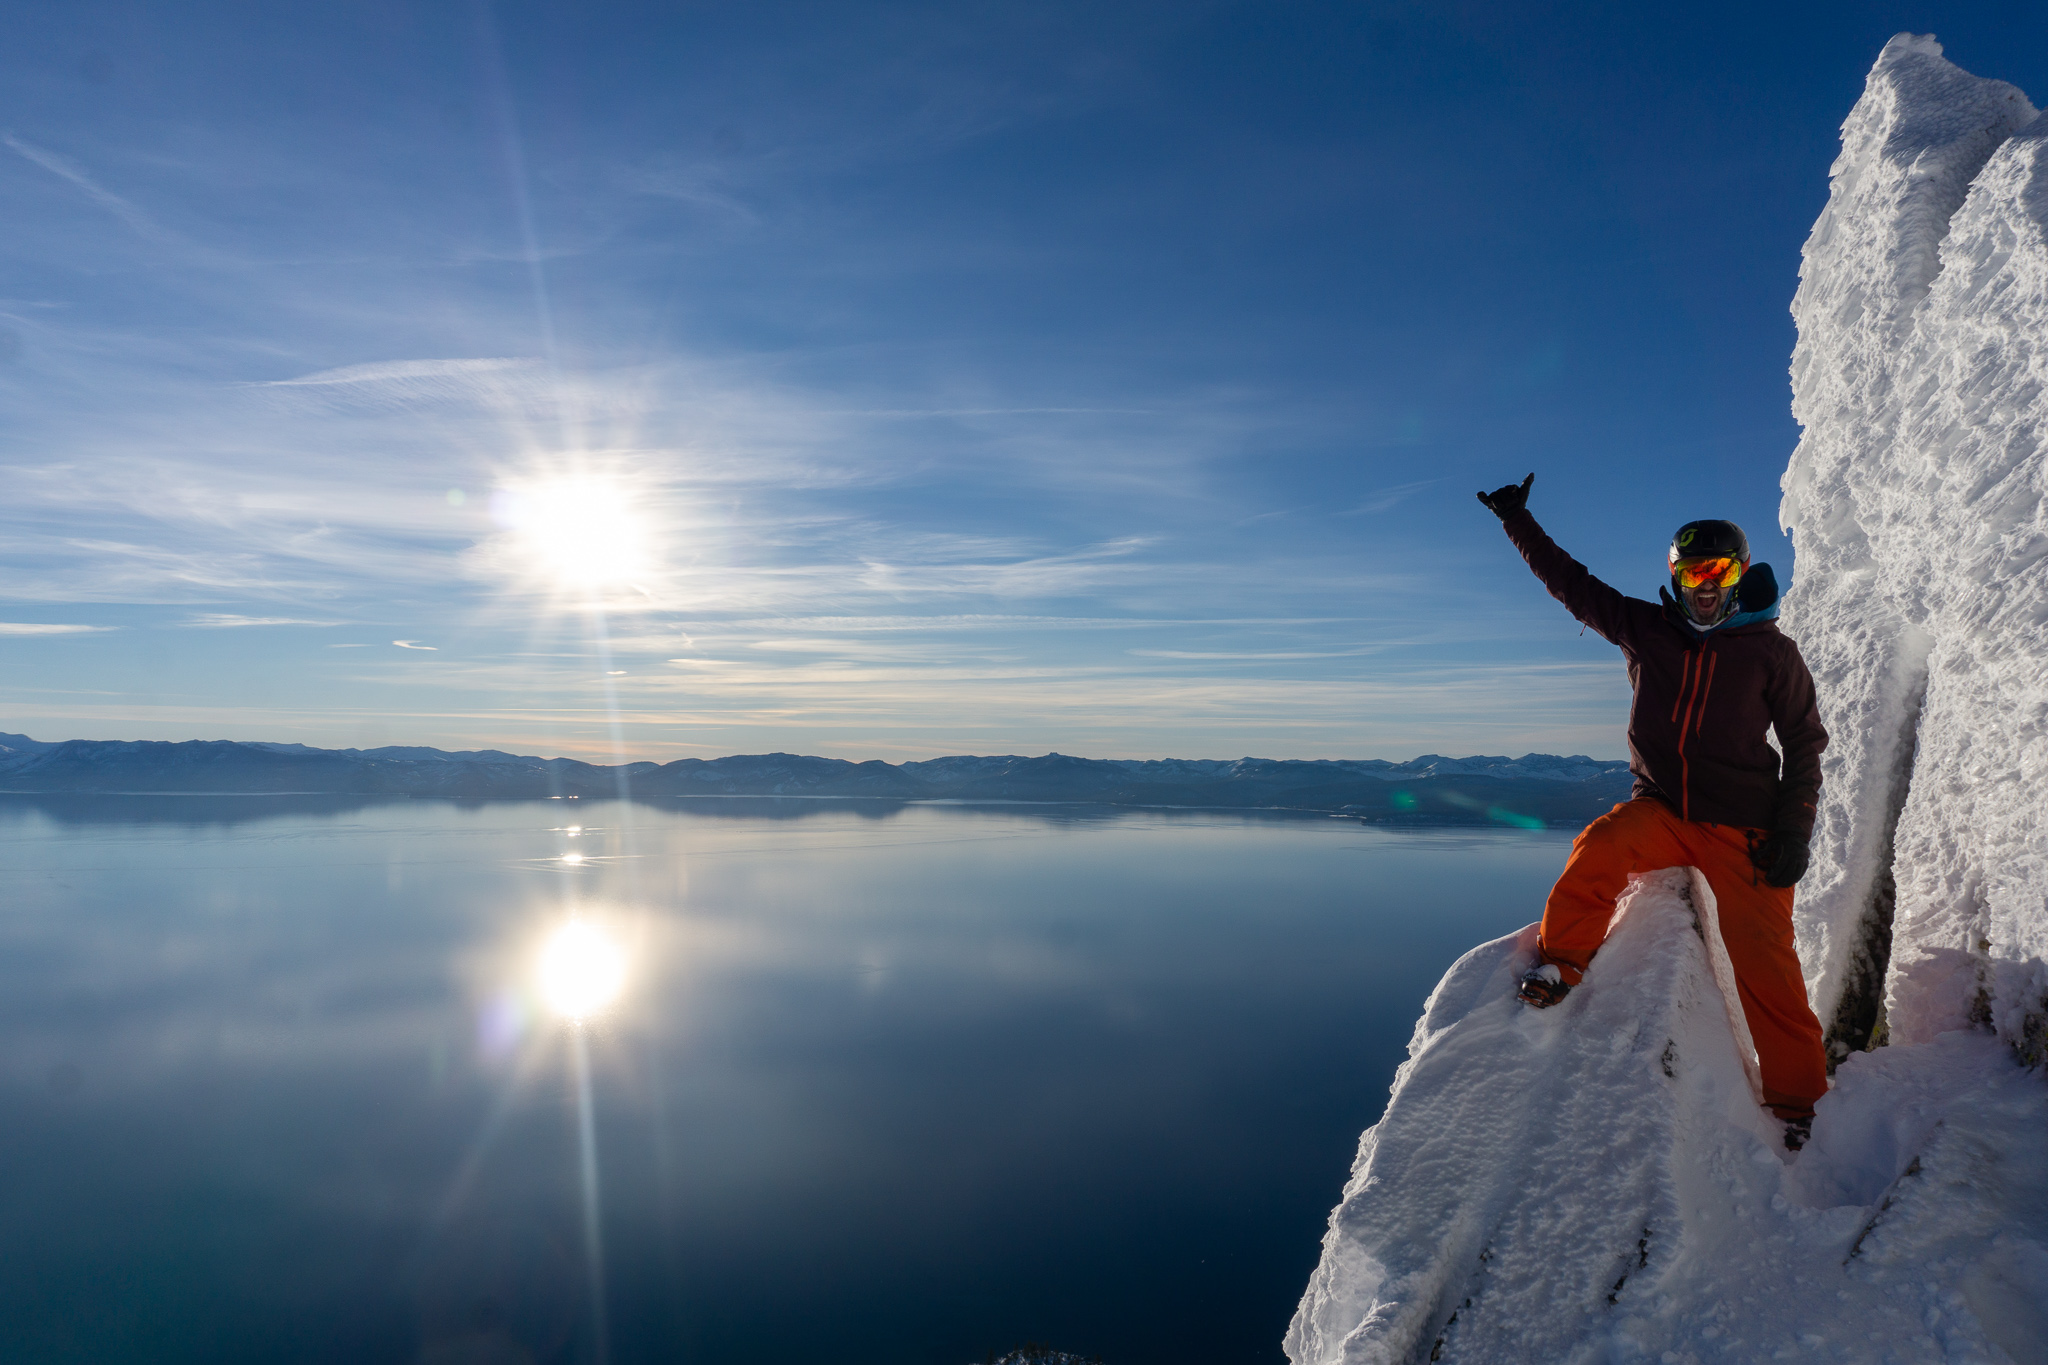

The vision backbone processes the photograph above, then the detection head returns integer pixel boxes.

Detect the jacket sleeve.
[1499,509,1637,650]
[1767,640,1828,840]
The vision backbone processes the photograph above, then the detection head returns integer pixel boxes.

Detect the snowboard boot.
[1517,963,1572,1008]
[1781,1115,1813,1152]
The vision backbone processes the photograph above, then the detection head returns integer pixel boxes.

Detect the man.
[1476,473,1829,1150]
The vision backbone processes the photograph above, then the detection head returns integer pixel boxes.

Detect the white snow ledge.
[1286,870,2048,1364]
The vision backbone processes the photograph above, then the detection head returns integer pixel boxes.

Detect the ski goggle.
[1671,555,1746,589]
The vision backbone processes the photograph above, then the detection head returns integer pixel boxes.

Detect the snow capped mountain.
[1290,34,2048,1363]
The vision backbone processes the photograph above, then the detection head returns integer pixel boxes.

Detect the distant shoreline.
[0,733,1634,828]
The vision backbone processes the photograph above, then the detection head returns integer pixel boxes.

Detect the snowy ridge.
[1782,34,2048,1058]
[1287,872,2048,1364]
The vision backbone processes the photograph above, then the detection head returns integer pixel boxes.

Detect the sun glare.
[538,920,628,1020]
[494,474,653,591]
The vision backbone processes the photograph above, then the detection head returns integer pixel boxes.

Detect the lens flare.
[538,920,626,1020]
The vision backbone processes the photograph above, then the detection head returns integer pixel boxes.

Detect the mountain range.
[0,733,1633,826]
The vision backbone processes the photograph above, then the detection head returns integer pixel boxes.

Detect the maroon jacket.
[1502,510,1827,840]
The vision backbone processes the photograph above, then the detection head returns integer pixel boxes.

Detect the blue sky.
[2,1,2043,762]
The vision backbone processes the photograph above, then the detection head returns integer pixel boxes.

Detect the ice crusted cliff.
[1288,35,2048,1364]
[1783,33,2048,1064]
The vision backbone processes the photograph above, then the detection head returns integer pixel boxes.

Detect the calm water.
[0,796,1570,1365]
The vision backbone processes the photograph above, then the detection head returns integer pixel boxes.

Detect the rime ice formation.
[1289,34,2048,1364]
[1781,33,2048,1063]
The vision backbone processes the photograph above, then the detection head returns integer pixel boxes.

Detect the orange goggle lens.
[1672,555,1745,589]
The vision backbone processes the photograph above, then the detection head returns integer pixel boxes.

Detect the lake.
[0,796,1571,1364]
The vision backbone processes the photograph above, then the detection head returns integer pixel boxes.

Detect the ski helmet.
[1668,520,1749,621]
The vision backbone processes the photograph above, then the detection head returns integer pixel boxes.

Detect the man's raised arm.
[1476,473,1634,648]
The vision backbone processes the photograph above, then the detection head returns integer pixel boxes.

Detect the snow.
[1289,34,2048,1363]
[1287,874,2048,1364]
[1782,33,2048,1059]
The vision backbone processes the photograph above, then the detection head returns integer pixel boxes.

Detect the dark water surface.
[0,796,1570,1364]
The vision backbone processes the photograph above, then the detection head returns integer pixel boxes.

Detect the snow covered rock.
[1782,34,2048,1061]
[1286,871,2048,1364]
[1286,872,1756,1364]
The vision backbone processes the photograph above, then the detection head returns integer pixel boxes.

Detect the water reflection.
[0,797,1570,1364]
[538,922,628,1020]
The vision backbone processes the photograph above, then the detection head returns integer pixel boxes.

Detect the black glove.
[1476,473,1534,520]
[1751,832,1810,888]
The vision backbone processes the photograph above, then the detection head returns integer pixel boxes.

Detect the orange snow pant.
[1537,797,1828,1121]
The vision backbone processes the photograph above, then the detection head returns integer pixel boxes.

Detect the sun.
[492,472,654,592]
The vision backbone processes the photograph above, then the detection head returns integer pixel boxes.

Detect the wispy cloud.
[1341,479,1439,516]
[855,537,1156,598]
[746,636,1010,663]
[183,614,345,629]
[715,615,1365,632]
[0,312,1317,616]
[617,160,757,221]
[256,357,538,406]
[0,23,1549,764]
[821,407,1156,418]
[1128,647,1382,660]
[0,622,114,635]
[2,132,172,242]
